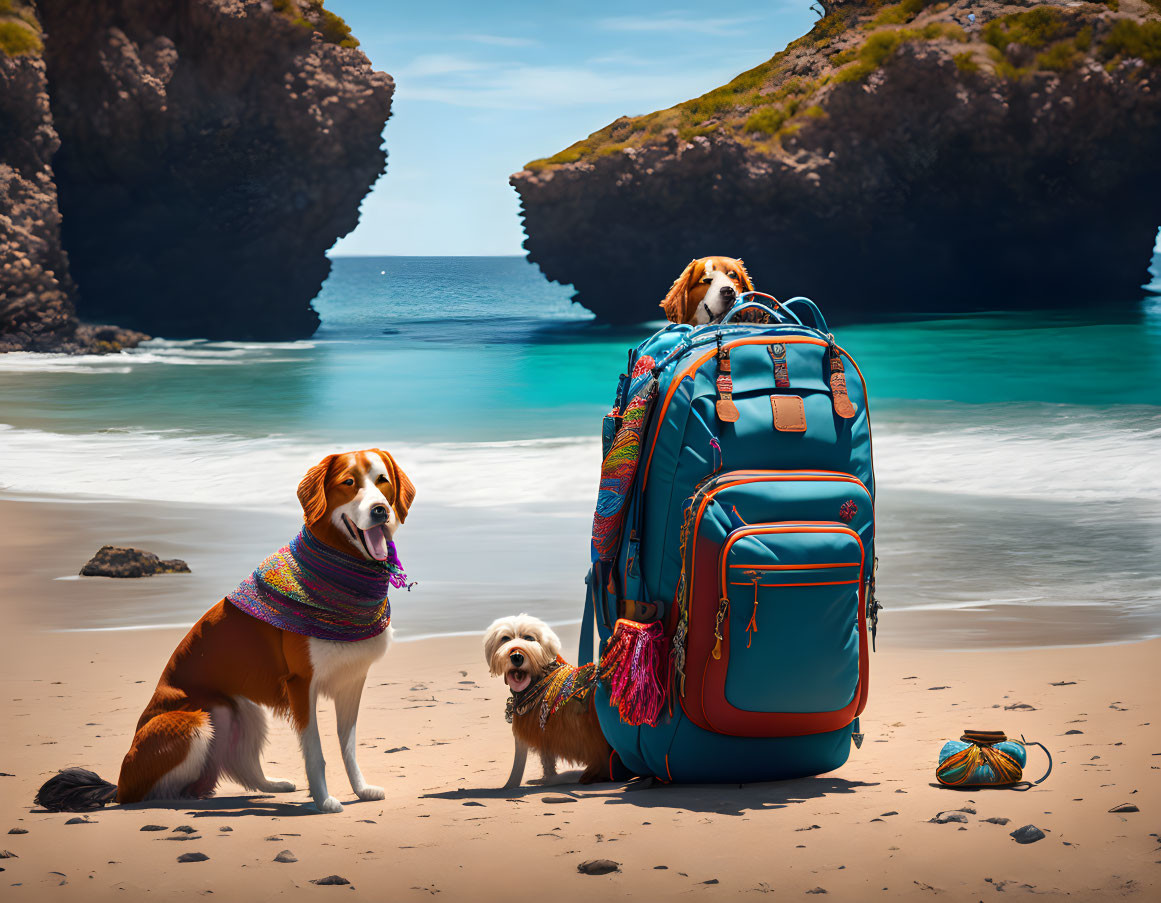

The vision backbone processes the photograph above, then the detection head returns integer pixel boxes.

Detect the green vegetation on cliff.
[273,0,358,48]
[1102,16,1161,63]
[0,0,43,57]
[524,0,1161,171]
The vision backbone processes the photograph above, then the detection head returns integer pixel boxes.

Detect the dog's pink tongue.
[364,524,390,561]
[506,671,531,692]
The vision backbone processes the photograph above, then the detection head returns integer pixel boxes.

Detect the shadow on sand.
[113,793,363,818]
[422,775,878,816]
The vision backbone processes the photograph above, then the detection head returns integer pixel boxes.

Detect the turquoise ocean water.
[1,255,1159,647]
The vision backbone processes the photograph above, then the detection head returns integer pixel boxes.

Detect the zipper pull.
[711,596,729,660]
[744,574,761,649]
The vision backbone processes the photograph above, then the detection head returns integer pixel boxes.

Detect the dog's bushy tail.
[34,767,117,812]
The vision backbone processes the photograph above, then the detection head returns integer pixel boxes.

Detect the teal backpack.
[583,294,879,783]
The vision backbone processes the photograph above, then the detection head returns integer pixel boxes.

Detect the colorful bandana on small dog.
[506,660,602,728]
[226,527,408,642]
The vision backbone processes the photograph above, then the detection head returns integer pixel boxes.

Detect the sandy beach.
[1,495,1158,900]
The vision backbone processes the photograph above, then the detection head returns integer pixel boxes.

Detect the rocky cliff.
[511,0,1161,323]
[0,0,392,351]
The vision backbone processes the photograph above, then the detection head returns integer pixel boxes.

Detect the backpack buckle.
[714,335,740,423]
[868,591,883,652]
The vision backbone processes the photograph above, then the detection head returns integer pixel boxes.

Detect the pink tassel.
[601,619,669,727]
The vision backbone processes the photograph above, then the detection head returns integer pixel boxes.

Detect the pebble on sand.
[982,817,1011,825]
[578,859,621,875]
[177,852,210,863]
[274,850,298,863]
[311,875,351,885]
[542,795,576,804]
[7,828,28,835]
[0,850,17,859]
[140,825,168,832]
[173,825,196,833]
[1010,825,1046,844]
[1108,803,1140,813]
[930,811,969,824]
[64,817,95,825]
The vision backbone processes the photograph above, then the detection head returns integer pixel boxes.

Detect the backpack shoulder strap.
[580,566,596,666]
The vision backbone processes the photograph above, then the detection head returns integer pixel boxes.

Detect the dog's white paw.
[315,796,344,814]
[356,785,385,801]
[264,780,297,793]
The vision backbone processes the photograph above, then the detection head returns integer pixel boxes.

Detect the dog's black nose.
[509,651,525,667]
[370,505,388,521]
[720,285,736,300]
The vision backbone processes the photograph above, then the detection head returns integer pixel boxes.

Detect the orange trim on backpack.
[727,579,861,588]
[728,562,861,570]
[688,473,871,587]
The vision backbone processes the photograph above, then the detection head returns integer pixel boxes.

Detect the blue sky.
[328,1,816,256]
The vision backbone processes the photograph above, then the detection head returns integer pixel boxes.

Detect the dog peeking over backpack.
[661,256,785,326]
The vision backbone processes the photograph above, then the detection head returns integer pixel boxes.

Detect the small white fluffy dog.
[484,614,611,788]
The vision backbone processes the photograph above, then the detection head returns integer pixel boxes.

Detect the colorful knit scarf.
[226,527,408,642]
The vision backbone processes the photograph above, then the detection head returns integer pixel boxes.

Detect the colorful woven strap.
[592,377,657,562]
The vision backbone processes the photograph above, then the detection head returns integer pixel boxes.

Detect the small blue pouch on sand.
[937,729,1052,789]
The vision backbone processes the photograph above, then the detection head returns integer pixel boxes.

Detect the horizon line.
[328,253,528,258]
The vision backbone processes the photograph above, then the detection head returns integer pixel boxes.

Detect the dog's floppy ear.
[541,625,563,661]
[374,449,416,523]
[297,454,337,525]
[483,621,504,671]
[734,258,755,293]
[661,259,698,324]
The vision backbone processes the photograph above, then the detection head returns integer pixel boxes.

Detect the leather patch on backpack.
[771,395,806,432]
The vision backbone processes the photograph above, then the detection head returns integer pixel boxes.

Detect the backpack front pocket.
[687,523,868,738]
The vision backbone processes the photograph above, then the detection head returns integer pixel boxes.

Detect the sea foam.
[1,408,1157,511]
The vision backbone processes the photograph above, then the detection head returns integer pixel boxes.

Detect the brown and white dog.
[35,449,415,814]
[484,614,611,788]
[661,256,755,325]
